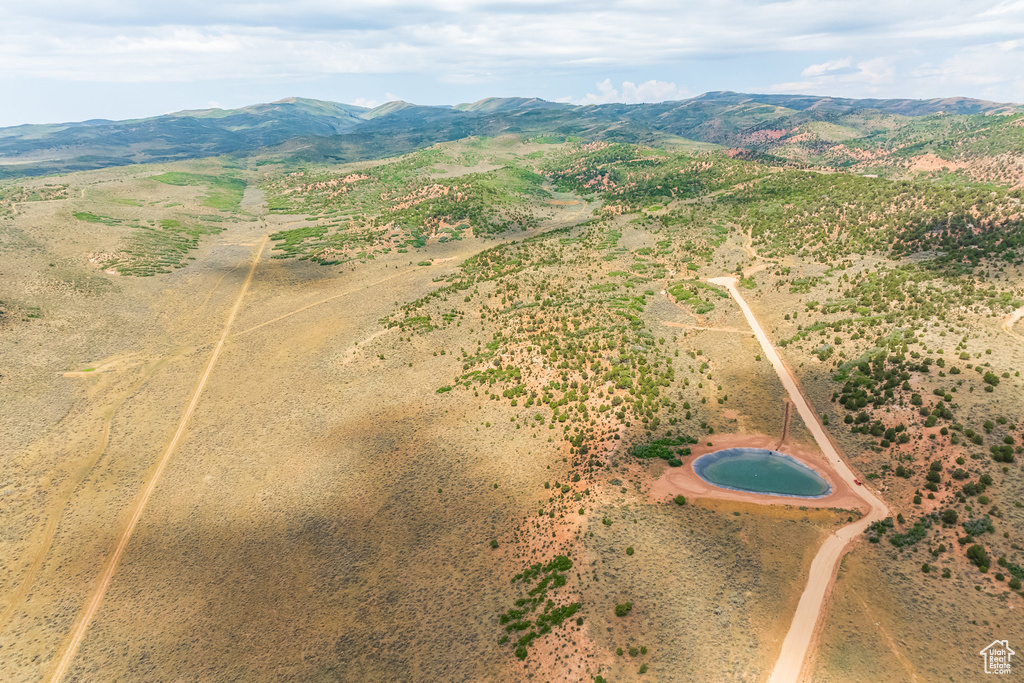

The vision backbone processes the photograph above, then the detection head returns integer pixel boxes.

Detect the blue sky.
[2,0,1024,126]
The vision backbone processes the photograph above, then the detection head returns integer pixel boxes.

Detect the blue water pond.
[693,448,831,498]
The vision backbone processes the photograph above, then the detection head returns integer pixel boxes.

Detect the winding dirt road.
[1003,305,1024,342]
[46,236,268,683]
[708,276,889,683]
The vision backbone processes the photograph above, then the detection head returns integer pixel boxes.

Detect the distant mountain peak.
[361,100,417,119]
[2,91,1022,179]
[453,97,570,113]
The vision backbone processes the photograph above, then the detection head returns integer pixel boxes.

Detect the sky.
[2,0,1024,126]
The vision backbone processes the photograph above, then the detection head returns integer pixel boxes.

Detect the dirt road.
[47,236,268,683]
[742,227,757,259]
[1003,305,1024,342]
[708,276,889,683]
[0,356,167,632]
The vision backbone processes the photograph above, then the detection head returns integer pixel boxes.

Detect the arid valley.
[3,91,1024,682]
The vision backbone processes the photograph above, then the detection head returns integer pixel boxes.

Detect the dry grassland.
[2,138,1022,682]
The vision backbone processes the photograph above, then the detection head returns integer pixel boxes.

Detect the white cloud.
[578,79,690,105]
[621,80,691,103]
[770,57,898,96]
[920,40,1024,90]
[771,41,1024,101]
[578,79,618,104]
[4,0,1024,123]
[5,1,1024,86]
[802,57,853,78]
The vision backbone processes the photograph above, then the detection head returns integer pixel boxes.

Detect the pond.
[693,448,831,498]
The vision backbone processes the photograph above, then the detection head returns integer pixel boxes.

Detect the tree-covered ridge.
[545,142,764,210]
[542,142,1024,266]
[263,146,553,264]
[726,171,1024,264]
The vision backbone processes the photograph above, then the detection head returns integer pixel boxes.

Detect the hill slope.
[1,92,1021,179]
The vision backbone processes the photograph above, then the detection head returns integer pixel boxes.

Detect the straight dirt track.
[46,236,268,683]
[708,276,890,683]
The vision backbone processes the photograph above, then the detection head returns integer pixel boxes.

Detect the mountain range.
[1,91,1021,178]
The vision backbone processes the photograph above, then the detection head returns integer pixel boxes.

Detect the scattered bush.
[962,516,994,536]
[967,544,991,571]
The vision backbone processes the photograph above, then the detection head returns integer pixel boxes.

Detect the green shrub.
[890,517,930,547]
[962,516,994,536]
[967,544,991,571]
[615,602,633,617]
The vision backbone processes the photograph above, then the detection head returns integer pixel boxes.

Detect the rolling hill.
[1,92,1021,179]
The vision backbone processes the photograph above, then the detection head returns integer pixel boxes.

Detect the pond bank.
[648,433,865,512]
